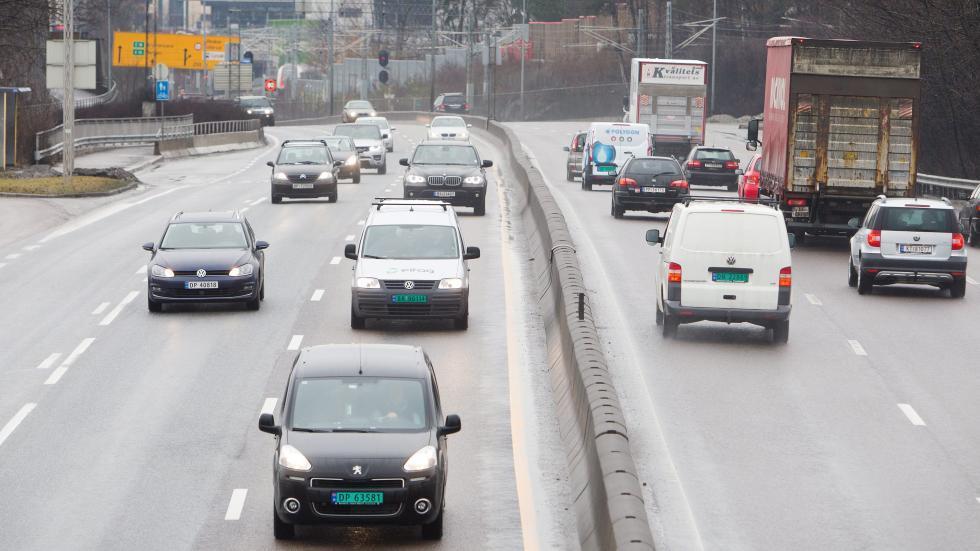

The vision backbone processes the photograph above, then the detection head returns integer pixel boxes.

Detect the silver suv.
[848,196,967,297]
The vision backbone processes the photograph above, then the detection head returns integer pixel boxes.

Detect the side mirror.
[142,242,154,252]
[344,243,357,260]
[266,161,274,168]
[787,233,797,249]
[438,414,461,437]
[622,95,629,109]
[399,158,410,166]
[645,229,662,245]
[847,217,861,229]
[333,160,343,168]
[464,246,481,260]
[258,412,280,435]
[736,169,744,176]
[383,133,389,139]
[481,160,493,168]
[562,146,570,152]
[745,142,758,152]
[747,118,760,142]
[255,240,270,250]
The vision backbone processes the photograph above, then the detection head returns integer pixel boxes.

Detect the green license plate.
[331,491,384,505]
[597,165,616,172]
[392,294,427,304]
[712,272,749,283]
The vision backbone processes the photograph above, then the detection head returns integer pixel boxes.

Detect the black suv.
[611,156,689,218]
[267,140,342,204]
[433,93,468,113]
[683,146,742,190]
[399,140,492,216]
[961,183,980,246]
[259,344,461,541]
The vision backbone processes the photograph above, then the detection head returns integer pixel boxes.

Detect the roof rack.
[371,198,450,211]
[682,196,780,208]
[280,139,328,146]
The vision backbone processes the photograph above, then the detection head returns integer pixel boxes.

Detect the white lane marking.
[240,207,250,213]
[92,302,111,315]
[0,263,6,269]
[244,198,255,204]
[804,293,822,306]
[40,186,189,244]
[129,186,189,207]
[36,353,62,370]
[135,265,148,275]
[898,403,926,426]
[330,256,342,265]
[23,245,40,251]
[976,497,980,505]
[311,289,325,301]
[287,335,304,351]
[344,234,355,241]
[224,489,248,520]
[99,291,139,326]
[0,404,37,449]
[44,338,96,384]
[848,339,868,356]
[260,398,278,415]
[967,276,978,285]
[357,219,365,225]
[249,197,267,206]
[384,189,391,193]
[4,253,21,260]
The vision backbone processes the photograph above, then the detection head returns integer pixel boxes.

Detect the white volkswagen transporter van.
[581,122,651,191]
[645,200,794,343]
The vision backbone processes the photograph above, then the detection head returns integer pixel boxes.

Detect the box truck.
[624,58,708,158]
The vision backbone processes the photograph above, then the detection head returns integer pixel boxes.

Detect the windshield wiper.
[331,428,375,433]
[361,254,387,259]
[292,428,375,433]
[291,428,334,433]
[296,161,320,165]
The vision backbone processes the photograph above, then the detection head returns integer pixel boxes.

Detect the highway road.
[0,123,574,550]
[512,121,980,550]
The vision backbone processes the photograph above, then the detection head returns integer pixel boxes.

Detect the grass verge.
[0,176,130,196]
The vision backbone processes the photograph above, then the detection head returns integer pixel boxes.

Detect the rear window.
[694,149,736,161]
[680,212,783,254]
[625,159,681,177]
[879,207,957,233]
[443,95,464,105]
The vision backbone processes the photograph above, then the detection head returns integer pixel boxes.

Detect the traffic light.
[379,70,389,84]
[378,49,390,67]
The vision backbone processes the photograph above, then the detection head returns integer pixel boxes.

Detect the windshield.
[361,118,389,129]
[694,149,736,161]
[879,207,957,233]
[335,125,381,139]
[160,222,248,250]
[346,101,372,110]
[361,224,460,259]
[276,146,330,165]
[321,137,354,152]
[291,377,429,432]
[412,144,479,166]
[239,97,271,109]
[432,117,465,128]
[625,159,681,176]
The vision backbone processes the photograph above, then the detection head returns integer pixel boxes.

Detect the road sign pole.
[63,0,75,190]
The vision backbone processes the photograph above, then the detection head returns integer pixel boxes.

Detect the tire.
[273,509,295,540]
[246,295,261,311]
[350,306,366,329]
[327,194,338,203]
[474,201,486,216]
[378,162,387,175]
[259,281,265,301]
[971,229,980,248]
[271,195,282,204]
[857,267,873,295]
[148,296,162,313]
[771,319,790,344]
[611,199,624,219]
[848,258,857,288]
[950,277,967,298]
[566,169,574,182]
[353,171,361,184]
[662,309,678,338]
[581,171,592,191]
[655,300,664,326]
[421,509,444,540]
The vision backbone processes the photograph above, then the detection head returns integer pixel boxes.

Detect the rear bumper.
[860,253,967,285]
[614,191,687,211]
[687,171,738,186]
[664,300,791,325]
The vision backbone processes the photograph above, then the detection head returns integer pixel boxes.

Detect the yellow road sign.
[112,32,239,70]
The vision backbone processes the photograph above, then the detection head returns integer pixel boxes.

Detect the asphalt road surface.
[511,121,980,550]
[0,124,574,550]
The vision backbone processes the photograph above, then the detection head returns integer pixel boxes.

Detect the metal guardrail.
[75,81,118,110]
[35,115,194,161]
[193,119,261,135]
[916,173,978,200]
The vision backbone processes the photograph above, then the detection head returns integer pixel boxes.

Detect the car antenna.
[358,346,363,375]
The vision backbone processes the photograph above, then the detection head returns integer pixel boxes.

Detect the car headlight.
[229,264,254,277]
[345,156,358,166]
[438,278,464,289]
[405,174,426,184]
[273,172,289,181]
[246,109,254,114]
[356,277,380,289]
[369,145,381,152]
[317,172,334,181]
[463,176,483,185]
[403,445,437,472]
[151,264,174,278]
[369,111,377,117]
[278,444,312,472]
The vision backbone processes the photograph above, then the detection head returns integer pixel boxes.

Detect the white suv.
[646,200,794,343]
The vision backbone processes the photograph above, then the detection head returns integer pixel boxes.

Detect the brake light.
[779,266,792,287]
[746,174,760,185]
[721,209,744,213]
[952,233,965,250]
[786,199,807,206]
[686,160,702,169]
[975,205,980,212]
[724,161,739,170]
[867,229,881,247]
[619,177,638,188]
[669,179,688,189]
[463,103,469,110]
[667,262,682,283]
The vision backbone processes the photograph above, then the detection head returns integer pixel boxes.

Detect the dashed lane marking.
[330,256,342,265]
[967,276,978,285]
[4,253,21,260]
[92,302,111,315]
[99,291,139,326]
[898,403,926,426]
[36,353,62,370]
[805,293,822,306]
[0,404,37,449]
[44,338,96,385]
[260,398,278,415]
[311,289,325,301]
[249,197,267,206]
[344,235,355,242]
[23,245,40,251]
[240,207,250,213]
[848,339,868,356]
[357,219,365,225]
[224,489,248,521]
[135,265,147,275]
[287,335,304,351]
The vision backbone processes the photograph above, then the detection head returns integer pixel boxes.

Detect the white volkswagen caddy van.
[645,200,794,343]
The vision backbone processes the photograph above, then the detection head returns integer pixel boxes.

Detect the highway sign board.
[155,80,170,101]
[113,32,238,70]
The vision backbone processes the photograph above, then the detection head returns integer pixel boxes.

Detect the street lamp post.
[519,0,526,120]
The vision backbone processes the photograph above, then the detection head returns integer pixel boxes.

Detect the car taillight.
[463,103,469,110]
[786,198,807,207]
[619,177,638,188]
[779,266,792,287]
[747,173,760,185]
[867,229,881,248]
[975,204,980,212]
[952,233,965,250]
[668,262,682,283]
[686,160,702,169]
[669,179,688,189]
[724,161,739,170]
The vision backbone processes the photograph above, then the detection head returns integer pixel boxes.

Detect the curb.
[0,180,138,199]
[125,155,164,173]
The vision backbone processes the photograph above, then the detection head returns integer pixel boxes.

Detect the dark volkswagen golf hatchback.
[142,211,268,312]
[260,344,461,541]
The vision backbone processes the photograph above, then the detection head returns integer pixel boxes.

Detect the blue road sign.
[155,80,170,101]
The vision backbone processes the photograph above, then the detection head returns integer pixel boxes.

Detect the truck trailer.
[625,58,708,158]
[747,37,922,238]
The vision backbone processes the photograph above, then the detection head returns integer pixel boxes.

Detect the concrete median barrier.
[158,128,266,159]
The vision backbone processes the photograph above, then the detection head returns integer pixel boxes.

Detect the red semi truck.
[746,37,922,238]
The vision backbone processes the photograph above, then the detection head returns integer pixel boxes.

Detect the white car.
[646,200,794,343]
[357,116,395,152]
[427,116,471,141]
[580,122,651,191]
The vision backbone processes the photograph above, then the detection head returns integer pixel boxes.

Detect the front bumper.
[353,288,468,320]
[358,153,385,168]
[404,185,485,207]
[272,181,337,198]
[860,253,967,286]
[339,164,360,179]
[149,275,258,303]
[664,300,791,326]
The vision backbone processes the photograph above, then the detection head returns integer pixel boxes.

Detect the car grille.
[356,146,369,153]
[173,269,230,276]
[286,174,318,183]
[312,502,402,516]
[310,478,405,489]
[438,132,458,138]
[426,176,462,187]
[382,280,437,290]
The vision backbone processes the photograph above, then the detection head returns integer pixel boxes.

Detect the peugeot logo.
[913,235,921,242]
[196,269,207,278]
[404,281,416,290]
[299,173,307,179]
[352,465,363,476]
[726,257,736,266]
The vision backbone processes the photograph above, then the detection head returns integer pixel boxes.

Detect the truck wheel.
[611,200,624,219]
[771,320,790,344]
[857,268,873,295]
[273,509,295,540]
[950,277,967,298]
[848,258,857,288]
[655,301,664,326]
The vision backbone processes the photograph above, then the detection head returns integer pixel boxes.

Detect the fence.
[75,81,119,110]
[193,119,261,135]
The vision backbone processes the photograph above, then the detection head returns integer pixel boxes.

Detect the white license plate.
[899,244,934,254]
[292,183,314,189]
[185,281,219,289]
[642,187,666,193]
[433,191,456,197]
[791,207,810,218]
[705,162,722,169]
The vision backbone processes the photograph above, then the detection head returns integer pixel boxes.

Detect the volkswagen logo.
[196,269,207,278]
[726,257,736,266]
[404,281,416,290]
[351,465,363,476]
[913,235,921,242]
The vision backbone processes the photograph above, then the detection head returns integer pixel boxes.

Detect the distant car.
[342,100,376,123]
[433,93,468,113]
[143,211,268,312]
[562,131,587,181]
[358,116,396,152]
[961,183,980,246]
[319,136,361,183]
[259,343,461,541]
[267,140,341,203]
[738,154,762,200]
[333,123,387,174]
[580,122,652,191]
[683,147,742,191]
[426,116,470,141]
[399,140,492,215]
[849,196,967,297]
[646,200,793,343]
[610,156,688,218]
[238,95,275,126]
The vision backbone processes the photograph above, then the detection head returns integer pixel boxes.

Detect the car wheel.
[857,267,873,295]
[378,162,387,175]
[351,306,366,329]
[453,315,469,330]
[271,195,282,204]
[273,509,295,540]
[421,509,444,540]
[148,296,162,313]
[581,171,592,191]
[353,172,361,184]
[662,309,678,338]
[971,230,980,248]
[246,295,261,311]
[474,201,486,216]
[848,258,858,288]
[259,281,265,301]
[655,300,664,326]
[327,194,338,203]
[611,199,624,219]
[950,277,967,298]
[771,319,790,344]
[566,169,573,182]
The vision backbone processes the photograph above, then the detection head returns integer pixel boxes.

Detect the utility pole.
[328,0,334,114]
[144,0,150,98]
[665,1,672,58]
[710,0,716,113]
[63,0,75,189]
[483,31,490,117]
[519,0,527,120]
[361,28,368,99]
[202,0,208,96]
[429,0,436,110]
[637,7,645,58]
[106,0,112,88]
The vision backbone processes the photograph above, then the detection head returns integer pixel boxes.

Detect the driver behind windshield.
[278,146,328,165]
